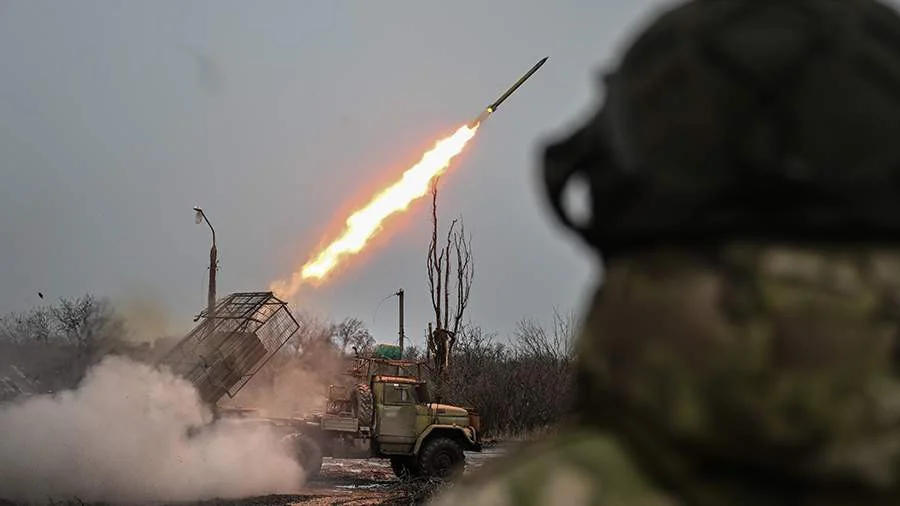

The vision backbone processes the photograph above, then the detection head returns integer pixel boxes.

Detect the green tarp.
[373,344,401,360]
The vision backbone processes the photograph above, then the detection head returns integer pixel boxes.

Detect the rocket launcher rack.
[157,291,300,406]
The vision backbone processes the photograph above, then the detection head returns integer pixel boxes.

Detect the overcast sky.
[0,0,671,347]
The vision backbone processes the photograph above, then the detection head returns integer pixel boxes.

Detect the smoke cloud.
[0,355,304,503]
[113,284,173,344]
[219,310,344,419]
[223,354,341,419]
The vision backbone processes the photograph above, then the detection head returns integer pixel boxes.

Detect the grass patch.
[485,424,559,443]
[378,477,452,505]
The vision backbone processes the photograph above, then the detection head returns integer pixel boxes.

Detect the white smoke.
[0,355,304,503]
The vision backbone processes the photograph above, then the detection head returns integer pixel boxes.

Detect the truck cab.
[371,375,481,478]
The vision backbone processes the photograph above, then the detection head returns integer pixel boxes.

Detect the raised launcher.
[157,291,300,406]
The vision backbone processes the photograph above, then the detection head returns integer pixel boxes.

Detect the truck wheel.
[282,433,323,479]
[417,437,465,479]
[355,383,373,426]
[390,456,419,480]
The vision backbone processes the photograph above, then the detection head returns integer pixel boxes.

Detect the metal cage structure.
[158,291,300,406]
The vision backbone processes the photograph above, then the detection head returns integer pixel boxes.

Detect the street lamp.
[193,207,217,329]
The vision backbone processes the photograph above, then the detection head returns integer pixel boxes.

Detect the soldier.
[430,0,900,505]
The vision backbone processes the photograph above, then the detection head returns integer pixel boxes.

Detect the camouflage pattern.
[430,0,900,503]
[429,426,675,506]
[432,244,900,505]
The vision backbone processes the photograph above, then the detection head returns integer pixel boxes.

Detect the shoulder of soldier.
[427,427,679,506]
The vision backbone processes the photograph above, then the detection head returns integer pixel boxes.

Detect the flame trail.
[271,122,480,300]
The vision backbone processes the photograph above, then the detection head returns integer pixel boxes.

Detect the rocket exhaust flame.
[270,57,547,300]
[270,123,480,300]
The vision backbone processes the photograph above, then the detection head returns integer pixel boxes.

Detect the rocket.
[488,57,548,113]
[471,57,549,126]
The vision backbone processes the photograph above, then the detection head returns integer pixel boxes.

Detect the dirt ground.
[0,445,506,506]
[216,445,507,506]
[185,445,508,506]
[0,444,509,506]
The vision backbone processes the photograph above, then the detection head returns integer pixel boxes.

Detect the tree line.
[404,310,576,437]
[0,293,576,437]
[0,295,134,393]
[0,296,377,401]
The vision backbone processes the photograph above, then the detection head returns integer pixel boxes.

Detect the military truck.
[157,291,481,481]
[282,353,482,480]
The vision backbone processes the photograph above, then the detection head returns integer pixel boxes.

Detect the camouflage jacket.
[429,426,676,506]
[430,244,900,506]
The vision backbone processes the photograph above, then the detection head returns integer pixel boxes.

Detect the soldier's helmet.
[539,0,900,502]
[543,0,900,257]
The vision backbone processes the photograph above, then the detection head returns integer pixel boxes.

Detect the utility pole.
[396,288,405,358]
[426,322,433,364]
[194,207,217,334]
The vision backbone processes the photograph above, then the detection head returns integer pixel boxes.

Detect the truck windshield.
[384,384,412,404]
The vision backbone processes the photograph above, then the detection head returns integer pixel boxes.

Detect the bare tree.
[51,295,115,354]
[426,178,474,377]
[438,319,577,437]
[0,294,129,392]
[513,308,577,361]
[49,294,126,374]
[279,311,334,357]
[330,317,375,355]
[0,306,52,344]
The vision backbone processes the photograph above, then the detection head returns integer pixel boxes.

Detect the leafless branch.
[425,179,475,379]
[442,218,456,331]
[513,307,577,361]
[451,221,473,336]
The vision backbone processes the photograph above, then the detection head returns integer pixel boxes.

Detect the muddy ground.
[202,445,509,506]
[0,445,509,506]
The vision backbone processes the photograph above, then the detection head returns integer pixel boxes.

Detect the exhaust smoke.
[0,355,304,503]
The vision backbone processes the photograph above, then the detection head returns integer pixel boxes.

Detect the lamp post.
[193,207,217,331]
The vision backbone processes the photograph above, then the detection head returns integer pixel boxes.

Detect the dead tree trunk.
[426,178,474,389]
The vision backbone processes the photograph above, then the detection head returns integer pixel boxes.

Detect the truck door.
[376,382,417,452]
